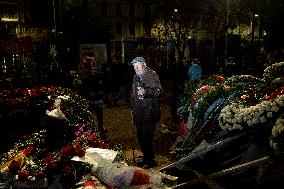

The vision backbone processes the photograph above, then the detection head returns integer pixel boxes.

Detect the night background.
[0,0,284,188]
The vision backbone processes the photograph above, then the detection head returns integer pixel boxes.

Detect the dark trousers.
[93,104,104,133]
[89,101,104,133]
[135,121,157,164]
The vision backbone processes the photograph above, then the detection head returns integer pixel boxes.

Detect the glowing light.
[1,17,19,22]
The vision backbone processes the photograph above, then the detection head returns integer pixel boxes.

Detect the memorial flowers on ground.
[0,86,114,186]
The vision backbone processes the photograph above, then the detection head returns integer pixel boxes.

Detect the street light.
[252,14,259,42]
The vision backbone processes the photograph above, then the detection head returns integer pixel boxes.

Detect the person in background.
[81,64,107,136]
[223,57,237,77]
[130,56,163,168]
[187,58,202,83]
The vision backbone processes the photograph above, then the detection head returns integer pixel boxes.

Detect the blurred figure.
[223,57,237,77]
[187,58,202,83]
[81,64,107,135]
[130,56,163,168]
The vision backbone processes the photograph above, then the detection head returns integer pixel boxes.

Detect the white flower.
[260,116,266,123]
[233,124,242,130]
[276,95,284,107]
[231,118,237,124]
[247,120,253,126]
[271,105,280,112]
[237,116,243,123]
[246,115,252,121]
[54,98,62,108]
[267,112,273,118]
[259,106,265,114]
[253,112,260,120]
[243,116,248,122]
[252,118,259,125]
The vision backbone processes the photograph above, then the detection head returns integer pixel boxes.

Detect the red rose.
[215,75,224,82]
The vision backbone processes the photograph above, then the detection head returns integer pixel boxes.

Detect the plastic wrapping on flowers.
[72,148,170,189]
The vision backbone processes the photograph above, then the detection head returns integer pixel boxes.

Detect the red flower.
[61,145,76,157]
[36,171,46,179]
[43,154,54,166]
[82,181,97,187]
[18,170,29,182]
[62,165,73,176]
[20,146,34,156]
[190,95,201,106]
[179,119,185,138]
[267,87,284,101]
[73,143,85,157]
[130,169,150,186]
[240,94,251,100]
[98,141,108,149]
[215,75,224,82]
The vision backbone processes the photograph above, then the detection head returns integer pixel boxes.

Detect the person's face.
[90,66,97,75]
[133,63,146,76]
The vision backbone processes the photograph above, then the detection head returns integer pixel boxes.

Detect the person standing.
[187,58,202,83]
[81,64,107,135]
[130,56,163,168]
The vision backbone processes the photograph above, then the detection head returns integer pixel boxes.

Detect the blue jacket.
[188,64,202,81]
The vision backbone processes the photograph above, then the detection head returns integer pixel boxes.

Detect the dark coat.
[81,73,104,102]
[131,67,163,123]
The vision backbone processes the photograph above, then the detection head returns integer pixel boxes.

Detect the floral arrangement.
[225,74,262,84]
[0,86,118,187]
[270,114,284,154]
[263,61,284,82]
[72,148,165,189]
[173,74,270,153]
[219,93,284,130]
[178,75,227,120]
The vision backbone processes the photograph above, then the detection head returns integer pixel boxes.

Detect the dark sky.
[28,0,53,26]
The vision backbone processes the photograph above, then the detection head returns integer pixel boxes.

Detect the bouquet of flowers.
[72,148,168,189]
[0,86,115,188]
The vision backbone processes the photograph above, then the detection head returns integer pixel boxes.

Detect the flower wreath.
[263,61,284,82]
[219,93,284,131]
[270,114,284,153]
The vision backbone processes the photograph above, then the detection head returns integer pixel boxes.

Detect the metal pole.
[225,0,229,56]
[52,0,57,33]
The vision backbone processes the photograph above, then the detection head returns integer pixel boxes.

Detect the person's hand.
[137,87,145,96]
